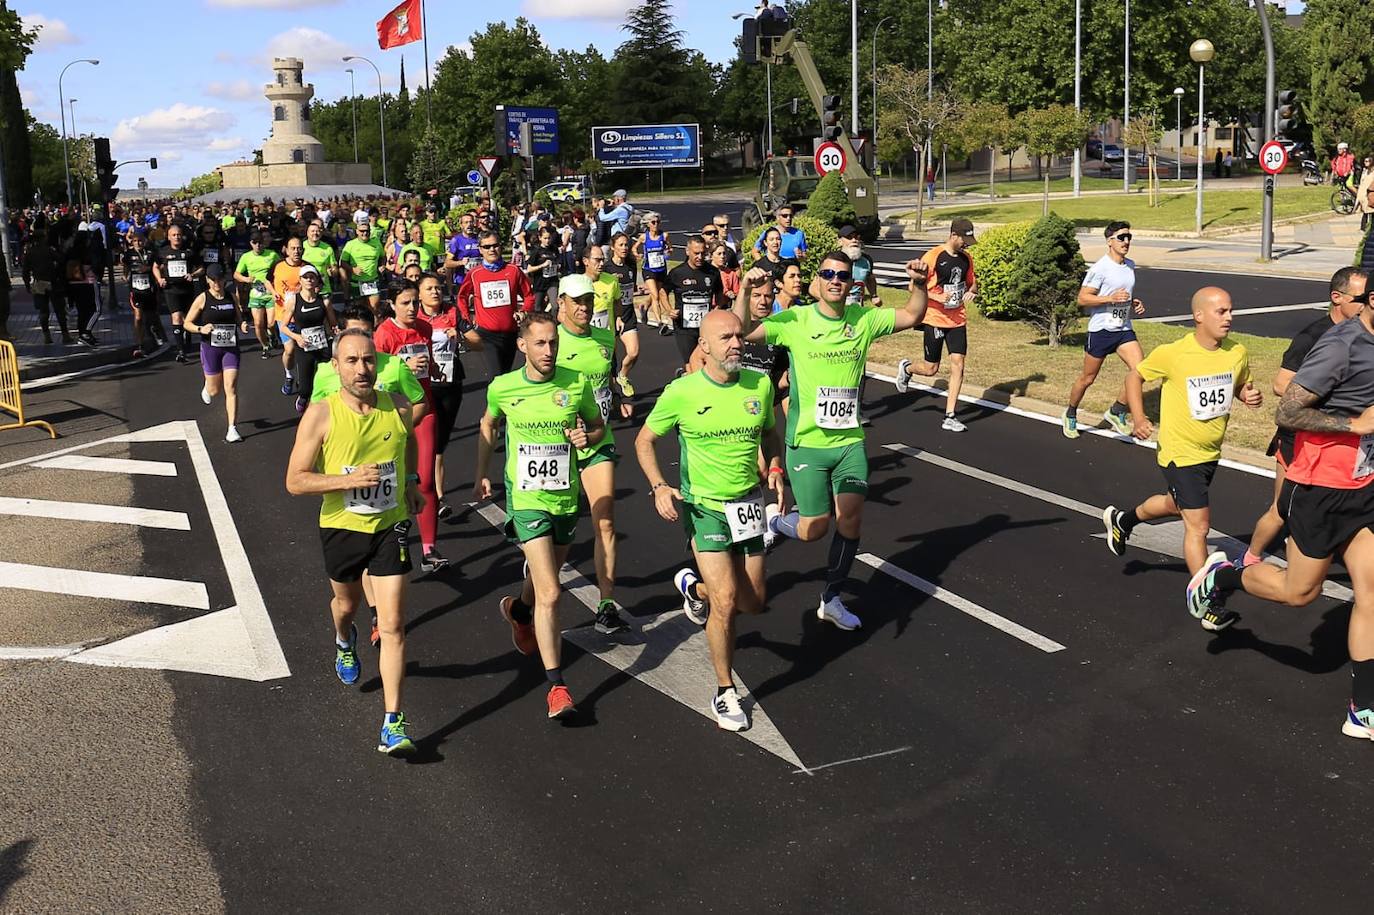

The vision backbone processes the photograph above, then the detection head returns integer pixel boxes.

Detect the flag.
[377,0,422,50]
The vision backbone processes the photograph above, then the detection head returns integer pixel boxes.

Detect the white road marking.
[858,554,1067,653]
[0,495,190,530]
[883,443,1099,519]
[794,745,912,775]
[0,644,86,660]
[469,501,807,771]
[0,561,209,609]
[1139,302,1326,323]
[19,342,171,391]
[34,455,178,476]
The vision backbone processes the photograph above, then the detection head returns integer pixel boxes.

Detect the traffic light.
[789,98,799,116]
[741,17,758,64]
[149,157,157,170]
[93,136,118,204]
[1276,90,1299,139]
[821,94,843,141]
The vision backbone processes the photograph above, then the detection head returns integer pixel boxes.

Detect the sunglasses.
[1347,291,1371,304]
[479,243,500,250]
[703,230,718,236]
[1113,233,1132,242]
[777,213,793,218]
[817,268,852,282]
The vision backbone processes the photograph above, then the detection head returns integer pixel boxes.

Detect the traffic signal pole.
[1256,0,1275,262]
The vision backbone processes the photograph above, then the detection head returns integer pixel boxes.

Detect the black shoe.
[260,348,272,360]
[419,547,450,573]
[436,500,453,522]
[77,334,97,347]
[1200,606,1240,633]
[594,601,630,635]
[174,352,189,364]
[1102,506,1127,557]
[658,323,673,336]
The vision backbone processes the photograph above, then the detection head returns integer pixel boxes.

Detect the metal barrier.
[0,340,57,438]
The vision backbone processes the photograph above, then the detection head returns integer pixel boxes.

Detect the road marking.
[34,455,178,476]
[883,443,1099,519]
[794,745,912,776]
[858,554,1067,653]
[0,495,190,530]
[1140,302,1326,323]
[0,644,86,660]
[469,502,806,771]
[0,561,209,609]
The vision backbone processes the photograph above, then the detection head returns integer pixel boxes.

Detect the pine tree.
[396,56,412,128]
[611,0,695,123]
[1007,213,1086,347]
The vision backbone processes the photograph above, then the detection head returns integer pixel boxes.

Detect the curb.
[19,342,171,388]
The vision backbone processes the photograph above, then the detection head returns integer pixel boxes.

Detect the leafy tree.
[28,115,66,203]
[1020,105,1092,213]
[1304,0,1374,154]
[1007,213,1087,347]
[1351,104,1374,162]
[182,171,223,198]
[804,171,855,229]
[406,126,458,195]
[0,0,37,208]
[954,102,1013,199]
[555,46,614,166]
[878,65,959,230]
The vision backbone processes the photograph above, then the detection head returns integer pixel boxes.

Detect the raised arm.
[890,260,931,333]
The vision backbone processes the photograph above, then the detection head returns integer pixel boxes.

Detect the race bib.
[431,329,455,380]
[943,282,964,306]
[252,281,268,296]
[594,386,612,422]
[682,294,709,329]
[465,256,480,272]
[621,285,634,308]
[815,385,860,429]
[398,342,429,379]
[342,461,397,514]
[210,325,237,348]
[591,311,611,330]
[517,442,570,491]
[301,325,329,352]
[359,280,379,297]
[542,261,558,278]
[724,489,766,543]
[167,259,187,279]
[1109,305,1130,326]
[1187,372,1233,421]
[480,280,512,309]
[647,250,666,270]
[203,250,219,263]
[131,274,150,291]
[1355,435,1374,481]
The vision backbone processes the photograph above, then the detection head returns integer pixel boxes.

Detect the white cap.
[77,221,90,231]
[1339,142,1349,150]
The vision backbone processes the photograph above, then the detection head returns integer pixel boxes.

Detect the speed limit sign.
[814,141,847,176]
[1259,140,1289,176]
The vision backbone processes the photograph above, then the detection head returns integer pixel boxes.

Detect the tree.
[1352,104,1374,162]
[805,171,856,229]
[954,102,1013,200]
[1020,105,1092,214]
[406,126,458,196]
[181,171,223,199]
[1122,110,1165,203]
[878,65,959,231]
[1304,0,1374,154]
[28,115,66,203]
[0,1,37,208]
[1006,213,1087,347]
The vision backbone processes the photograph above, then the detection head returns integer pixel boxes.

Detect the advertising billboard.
[592,124,701,169]
[494,106,560,156]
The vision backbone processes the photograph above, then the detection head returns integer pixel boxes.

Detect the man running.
[153,224,203,365]
[456,230,534,376]
[340,221,384,314]
[233,232,281,357]
[271,237,307,395]
[1062,221,1145,439]
[738,253,931,629]
[665,235,725,369]
[286,328,424,756]
[894,217,977,432]
[475,312,606,719]
[752,206,807,259]
[1101,287,1262,631]
[636,309,784,731]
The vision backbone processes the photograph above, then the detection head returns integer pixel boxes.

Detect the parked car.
[537,181,589,203]
[1086,138,1104,158]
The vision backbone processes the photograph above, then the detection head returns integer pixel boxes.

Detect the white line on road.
[0,561,209,610]
[883,443,1099,519]
[794,745,913,776]
[1140,302,1326,323]
[0,495,190,530]
[0,644,86,660]
[858,554,1067,653]
[34,455,178,476]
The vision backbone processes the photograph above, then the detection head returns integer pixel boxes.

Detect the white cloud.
[263,27,356,78]
[207,137,245,151]
[206,79,259,101]
[21,12,78,48]
[112,103,236,149]
[521,0,633,19]
[207,0,341,7]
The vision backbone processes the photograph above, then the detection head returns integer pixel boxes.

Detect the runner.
[1100,287,1263,631]
[271,237,307,396]
[475,312,606,719]
[634,213,670,328]
[233,232,281,358]
[417,272,474,524]
[838,225,876,306]
[182,264,250,442]
[555,274,632,634]
[340,220,384,314]
[737,252,931,628]
[279,264,337,414]
[443,210,481,290]
[665,235,725,369]
[602,232,640,395]
[752,205,807,260]
[419,204,447,264]
[1240,267,1368,567]
[635,308,785,731]
[302,220,340,303]
[456,230,534,376]
[152,224,204,365]
[401,222,435,272]
[373,283,447,572]
[285,328,423,756]
[894,217,978,432]
[524,224,561,312]
[1062,221,1146,439]
[755,227,796,284]
[121,229,166,358]
[581,243,621,332]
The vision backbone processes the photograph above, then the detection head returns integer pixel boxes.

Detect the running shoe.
[1341,703,1374,741]
[174,352,189,364]
[894,358,913,394]
[294,396,308,414]
[499,596,538,656]
[941,415,967,433]
[675,568,708,625]
[281,378,297,396]
[225,426,242,444]
[817,594,862,630]
[200,386,212,405]
[131,347,143,359]
[617,374,636,398]
[1105,408,1133,437]
[594,599,630,635]
[377,713,417,756]
[1061,409,1080,439]
[1102,506,1127,557]
[547,684,576,719]
[369,613,380,649]
[1200,606,1241,633]
[436,500,453,522]
[334,624,361,686]
[77,334,97,347]
[712,688,749,732]
[260,349,272,360]
[659,324,673,337]
[763,502,781,553]
[1186,551,1233,620]
[420,548,450,573]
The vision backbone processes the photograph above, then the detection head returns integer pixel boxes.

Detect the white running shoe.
[763,502,780,552]
[201,386,212,405]
[675,568,709,625]
[894,358,912,394]
[711,688,749,732]
[225,425,242,443]
[941,415,967,433]
[817,594,861,630]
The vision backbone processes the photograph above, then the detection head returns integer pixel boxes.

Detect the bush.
[805,172,857,230]
[969,220,1036,319]
[1006,213,1087,347]
[738,213,839,284]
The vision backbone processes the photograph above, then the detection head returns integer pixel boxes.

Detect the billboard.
[592,124,701,169]
[494,106,560,156]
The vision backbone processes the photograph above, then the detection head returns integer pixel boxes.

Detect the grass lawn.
[900,185,1333,232]
[864,294,1284,454]
[950,175,1196,197]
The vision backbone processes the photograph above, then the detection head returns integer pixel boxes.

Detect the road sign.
[466,169,482,186]
[1259,140,1288,176]
[849,136,867,157]
[814,141,847,176]
[476,156,502,179]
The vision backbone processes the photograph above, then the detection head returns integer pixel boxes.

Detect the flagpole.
[421,0,432,127]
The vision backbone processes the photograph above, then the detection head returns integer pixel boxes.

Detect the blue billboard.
[592,124,701,169]
[495,106,560,156]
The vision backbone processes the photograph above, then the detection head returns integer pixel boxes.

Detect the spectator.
[1333,142,1356,188]
[1358,157,1374,232]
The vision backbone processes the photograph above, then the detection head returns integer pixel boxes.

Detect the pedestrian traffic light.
[741,17,758,64]
[821,94,843,141]
[93,136,118,204]
[1276,90,1299,139]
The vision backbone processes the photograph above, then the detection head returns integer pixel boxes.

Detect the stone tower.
[261,58,324,166]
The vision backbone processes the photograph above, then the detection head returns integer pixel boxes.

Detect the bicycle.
[1332,185,1357,216]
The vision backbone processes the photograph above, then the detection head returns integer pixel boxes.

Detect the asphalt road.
[1,322,1370,912]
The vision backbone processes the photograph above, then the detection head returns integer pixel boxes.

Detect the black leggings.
[33,291,69,336]
[293,345,329,401]
[430,382,464,452]
[69,283,98,335]
[476,328,517,377]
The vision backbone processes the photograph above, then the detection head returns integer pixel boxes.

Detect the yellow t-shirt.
[318,391,410,533]
[1136,333,1250,467]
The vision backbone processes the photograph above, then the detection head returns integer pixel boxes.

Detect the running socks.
[1064,405,1077,418]
[1212,564,1245,596]
[510,596,533,625]
[716,684,735,698]
[1109,400,1129,417]
[545,667,564,686]
[1119,508,1141,536]
[823,533,860,602]
[1352,659,1374,711]
[771,510,801,540]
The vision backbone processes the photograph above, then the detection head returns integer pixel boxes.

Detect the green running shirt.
[487,365,601,516]
[302,240,337,294]
[341,238,383,283]
[310,352,425,406]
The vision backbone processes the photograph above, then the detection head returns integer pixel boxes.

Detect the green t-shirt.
[302,240,337,294]
[399,243,433,271]
[341,237,383,285]
[219,215,236,231]
[310,352,425,405]
[486,365,601,516]
[645,369,776,508]
[557,323,616,458]
[762,303,896,449]
[420,219,447,257]
[235,250,280,293]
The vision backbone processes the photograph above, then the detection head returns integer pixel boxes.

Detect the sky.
[17,0,749,187]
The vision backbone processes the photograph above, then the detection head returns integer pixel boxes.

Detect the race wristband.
[767,467,784,476]
[405,473,421,483]
[651,482,669,493]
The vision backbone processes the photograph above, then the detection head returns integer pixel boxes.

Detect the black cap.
[837,224,858,239]
[204,263,226,280]
[951,217,976,241]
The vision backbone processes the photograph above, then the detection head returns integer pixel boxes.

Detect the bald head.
[1190,286,1231,314]
[1191,286,1235,341]
[699,309,743,374]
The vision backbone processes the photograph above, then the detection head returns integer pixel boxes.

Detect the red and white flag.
[377,0,422,50]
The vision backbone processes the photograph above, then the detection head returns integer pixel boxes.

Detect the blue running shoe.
[377,712,416,755]
[1186,551,1232,620]
[335,624,361,685]
[281,377,297,396]
[1342,703,1374,741]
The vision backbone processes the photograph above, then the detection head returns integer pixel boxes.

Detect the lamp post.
[1073,0,1081,196]
[58,58,99,207]
[926,0,934,183]
[1122,0,1131,191]
[850,0,858,146]
[69,98,84,212]
[345,68,359,163]
[1190,39,1215,237]
[872,16,892,193]
[342,55,386,187]
[1173,87,1185,181]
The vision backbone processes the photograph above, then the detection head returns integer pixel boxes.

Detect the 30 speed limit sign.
[814,141,848,176]
[1259,140,1289,176]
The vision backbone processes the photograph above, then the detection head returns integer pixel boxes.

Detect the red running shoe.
[546,685,575,720]
[369,613,380,649]
[499,596,538,656]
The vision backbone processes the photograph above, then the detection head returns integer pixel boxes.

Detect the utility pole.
[1256,0,1276,262]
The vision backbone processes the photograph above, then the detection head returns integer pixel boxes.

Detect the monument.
[216,58,375,190]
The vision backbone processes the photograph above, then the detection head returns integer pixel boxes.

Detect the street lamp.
[59,57,99,207]
[345,68,359,164]
[342,55,387,187]
[733,11,772,158]
[1073,0,1081,197]
[1122,0,1131,191]
[1173,87,1185,181]
[1190,39,1215,236]
[872,16,893,193]
[69,98,82,212]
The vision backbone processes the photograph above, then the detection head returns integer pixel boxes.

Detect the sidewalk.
[5,281,158,383]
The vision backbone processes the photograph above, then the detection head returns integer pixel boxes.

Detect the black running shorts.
[319,520,413,582]
[1279,478,1374,560]
[1162,460,1217,511]
[923,324,967,363]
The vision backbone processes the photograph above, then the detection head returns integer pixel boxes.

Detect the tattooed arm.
[1276,383,1374,435]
